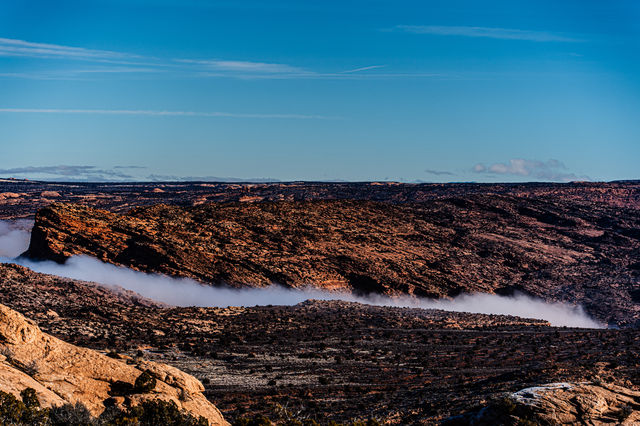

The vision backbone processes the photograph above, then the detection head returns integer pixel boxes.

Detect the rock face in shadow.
[0,303,228,425]
[461,382,640,425]
[26,195,640,326]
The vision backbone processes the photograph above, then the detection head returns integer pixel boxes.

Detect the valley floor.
[1,263,638,424]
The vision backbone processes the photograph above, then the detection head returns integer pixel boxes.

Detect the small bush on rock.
[134,370,157,393]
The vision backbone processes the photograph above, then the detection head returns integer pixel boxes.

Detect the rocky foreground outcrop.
[457,382,640,425]
[511,382,640,424]
[0,303,228,425]
[26,196,640,326]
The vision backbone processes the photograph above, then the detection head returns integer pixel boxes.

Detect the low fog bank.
[11,255,604,328]
[0,219,32,258]
[0,220,603,328]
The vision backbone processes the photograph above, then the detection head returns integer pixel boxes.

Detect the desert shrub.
[134,370,157,393]
[616,405,633,422]
[0,390,28,424]
[23,360,40,376]
[136,399,208,426]
[97,405,139,425]
[0,347,14,362]
[0,387,209,426]
[0,388,49,425]
[20,387,39,409]
[280,420,321,426]
[351,421,381,426]
[109,380,134,396]
[49,401,94,425]
[494,396,517,414]
[97,400,208,425]
[233,414,273,426]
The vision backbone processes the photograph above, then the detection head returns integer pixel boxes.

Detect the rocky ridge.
[25,197,640,326]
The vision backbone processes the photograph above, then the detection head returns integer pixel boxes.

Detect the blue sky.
[0,0,638,182]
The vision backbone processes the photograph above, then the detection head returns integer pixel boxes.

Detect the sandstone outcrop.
[25,196,640,326]
[510,382,640,424]
[461,382,640,425]
[0,302,228,425]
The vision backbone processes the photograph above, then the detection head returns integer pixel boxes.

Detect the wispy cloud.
[0,108,335,120]
[0,67,161,81]
[147,174,280,183]
[0,165,281,183]
[113,165,147,170]
[0,37,311,78]
[69,67,161,74]
[0,37,140,60]
[472,159,589,182]
[0,165,135,181]
[178,58,308,74]
[393,25,580,42]
[424,169,454,176]
[0,36,446,81]
[340,65,385,73]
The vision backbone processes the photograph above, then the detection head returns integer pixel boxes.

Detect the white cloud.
[394,25,580,42]
[340,65,385,73]
[0,164,284,183]
[0,37,139,60]
[0,108,333,120]
[424,169,454,176]
[0,36,444,81]
[472,158,588,182]
[0,165,136,181]
[179,59,307,74]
